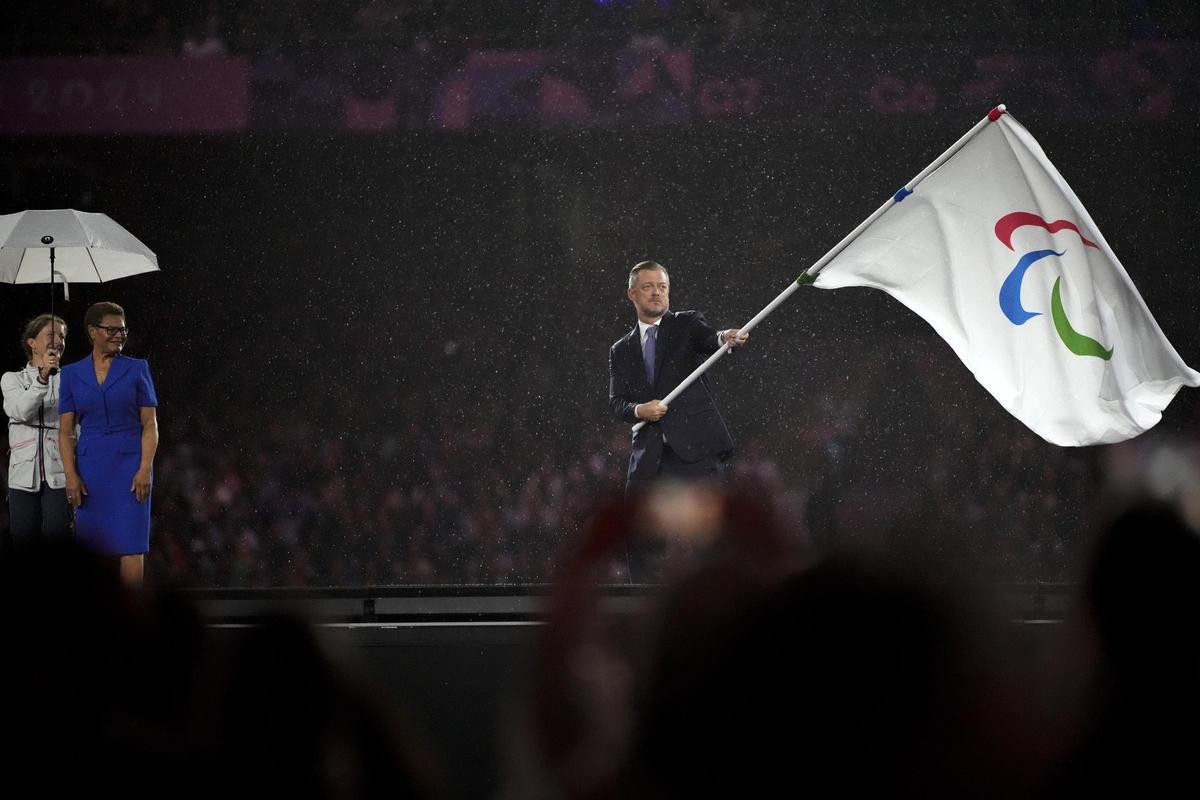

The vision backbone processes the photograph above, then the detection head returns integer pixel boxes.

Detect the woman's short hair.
[84,301,126,343]
[20,314,67,361]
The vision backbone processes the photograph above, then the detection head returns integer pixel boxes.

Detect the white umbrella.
[0,209,159,301]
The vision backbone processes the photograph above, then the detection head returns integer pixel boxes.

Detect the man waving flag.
[809,107,1199,446]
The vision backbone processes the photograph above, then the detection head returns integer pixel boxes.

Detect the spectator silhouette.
[1046,500,1200,797]
[0,540,436,799]
[527,488,1034,799]
[624,557,1031,798]
[0,540,208,796]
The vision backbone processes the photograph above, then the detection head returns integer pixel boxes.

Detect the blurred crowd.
[143,412,627,587]
[5,0,1196,59]
[3,1,1193,131]
[113,345,1186,589]
[4,0,778,58]
[5,324,1193,589]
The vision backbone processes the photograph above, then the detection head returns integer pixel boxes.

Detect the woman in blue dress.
[58,301,159,586]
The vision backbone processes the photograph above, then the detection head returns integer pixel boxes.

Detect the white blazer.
[2,364,66,491]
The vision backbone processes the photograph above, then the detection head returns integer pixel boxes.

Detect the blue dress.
[59,354,158,555]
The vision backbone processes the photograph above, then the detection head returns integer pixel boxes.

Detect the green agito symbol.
[1049,276,1113,360]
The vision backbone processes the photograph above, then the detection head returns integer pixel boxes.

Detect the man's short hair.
[628,260,669,290]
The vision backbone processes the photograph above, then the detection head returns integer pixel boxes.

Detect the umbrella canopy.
[0,209,158,287]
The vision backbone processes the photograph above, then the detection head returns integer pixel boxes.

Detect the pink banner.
[0,57,249,134]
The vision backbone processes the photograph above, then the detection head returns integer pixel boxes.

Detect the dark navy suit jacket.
[609,310,734,480]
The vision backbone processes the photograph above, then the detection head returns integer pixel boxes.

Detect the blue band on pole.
[894,187,913,202]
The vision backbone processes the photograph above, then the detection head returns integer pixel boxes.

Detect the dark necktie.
[644,325,657,385]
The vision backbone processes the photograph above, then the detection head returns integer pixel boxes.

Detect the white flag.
[813,111,1199,446]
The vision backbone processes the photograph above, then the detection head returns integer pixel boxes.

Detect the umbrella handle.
[52,269,70,302]
[47,243,59,376]
[43,240,68,379]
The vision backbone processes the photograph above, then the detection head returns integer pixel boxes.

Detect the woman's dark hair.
[84,301,125,344]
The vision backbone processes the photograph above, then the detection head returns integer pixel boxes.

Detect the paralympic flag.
[811,108,1200,446]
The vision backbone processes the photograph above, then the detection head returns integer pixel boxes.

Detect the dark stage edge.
[190,585,1071,800]
[184,582,1074,625]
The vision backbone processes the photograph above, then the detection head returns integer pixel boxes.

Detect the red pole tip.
[988,105,1006,122]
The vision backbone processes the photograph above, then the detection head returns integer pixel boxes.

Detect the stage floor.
[191,584,1071,800]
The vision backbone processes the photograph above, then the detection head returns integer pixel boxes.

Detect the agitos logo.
[996,211,1113,360]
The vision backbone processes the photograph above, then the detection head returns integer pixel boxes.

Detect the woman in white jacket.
[3,314,70,545]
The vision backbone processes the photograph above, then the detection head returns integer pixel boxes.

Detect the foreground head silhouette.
[0,541,435,799]
[529,486,1030,799]
[1047,500,1200,797]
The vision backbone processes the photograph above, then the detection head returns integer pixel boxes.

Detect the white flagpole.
[631,105,1006,432]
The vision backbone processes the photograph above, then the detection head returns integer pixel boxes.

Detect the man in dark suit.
[609,260,748,491]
